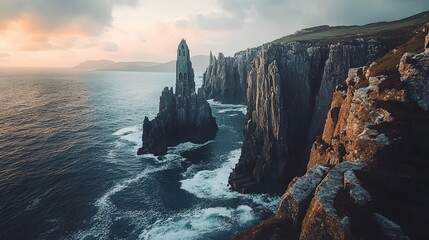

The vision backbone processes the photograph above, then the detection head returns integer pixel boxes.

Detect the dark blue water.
[0,68,279,240]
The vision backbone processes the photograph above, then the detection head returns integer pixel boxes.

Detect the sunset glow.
[0,0,428,67]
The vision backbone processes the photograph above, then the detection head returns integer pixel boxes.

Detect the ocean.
[0,68,280,240]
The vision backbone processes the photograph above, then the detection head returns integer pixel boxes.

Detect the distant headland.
[74,55,209,73]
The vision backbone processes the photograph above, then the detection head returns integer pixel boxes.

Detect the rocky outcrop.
[235,30,429,240]
[137,40,218,156]
[276,164,330,225]
[425,23,429,52]
[299,162,373,240]
[229,39,386,193]
[399,51,429,111]
[235,162,410,240]
[201,48,258,103]
[307,69,401,168]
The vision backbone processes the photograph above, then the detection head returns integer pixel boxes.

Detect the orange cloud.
[0,52,10,58]
[0,14,97,51]
[0,0,139,52]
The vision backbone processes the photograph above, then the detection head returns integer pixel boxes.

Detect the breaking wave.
[140,205,256,240]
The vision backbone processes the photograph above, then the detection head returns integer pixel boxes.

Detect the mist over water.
[0,69,279,239]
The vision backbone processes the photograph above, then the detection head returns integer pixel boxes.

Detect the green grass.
[273,11,429,46]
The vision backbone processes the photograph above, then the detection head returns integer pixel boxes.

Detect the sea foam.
[180,147,281,211]
[180,149,241,199]
[71,129,214,239]
[139,205,256,240]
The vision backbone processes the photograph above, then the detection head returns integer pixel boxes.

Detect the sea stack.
[137,40,218,156]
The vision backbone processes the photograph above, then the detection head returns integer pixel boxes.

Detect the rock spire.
[137,40,218,156]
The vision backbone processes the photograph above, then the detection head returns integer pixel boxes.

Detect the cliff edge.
[228,12,429,194]
[234,24,429,240]
[229,39,386,193]
[201,48,258,104]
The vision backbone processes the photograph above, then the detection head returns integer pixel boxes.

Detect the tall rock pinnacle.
[137,40,218,156]
[176,39,195,97]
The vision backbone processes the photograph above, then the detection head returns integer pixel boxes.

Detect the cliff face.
[137,40,218,156]
[201,48,258,103]
[234,29,429,240]
[229,39,386,193]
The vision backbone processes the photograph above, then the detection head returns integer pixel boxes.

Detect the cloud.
[0,0,139,35]
[180,0,253,31]
[0,53,11,58]
[0,0,139,52]
[2,0,429,67]
[182,0,429,33]
[175,19,190,29]
[102,41,119,52]
[195,12,244,31]
[257,0,429,28]
[16,35,53,51]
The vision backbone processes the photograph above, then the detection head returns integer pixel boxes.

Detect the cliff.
[201,11,429,106]
[229,39,386,193]
[201,48,258,103]
[137,40,218,156]
[234,24,429,240]
[228,12,429,194]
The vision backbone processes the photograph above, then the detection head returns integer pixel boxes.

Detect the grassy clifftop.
[273,11,429,47]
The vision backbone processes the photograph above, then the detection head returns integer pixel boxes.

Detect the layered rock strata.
[137,40,218,156]
[202,13,427,194]
[229,39,386,193]
[234,31,429,240]
[201,48,258,103]
[235,162,410,240]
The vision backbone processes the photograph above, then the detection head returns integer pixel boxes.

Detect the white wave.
[139,205,256,240]
[112,125,142,145]
[138,141,213,162]
[106,140,126,161]
[180,149,241,199]
[74,132,214,238]
[249,194,281,212]
[119,131,142,145]
[217,107,246,114]
[145,152,185,163]
[96,124,281,240]
[71,162,177,240]
[112,126,140,136]
[111,125,213,161]
[107,126,142,163]
[168,141,212,153]
[182,164,198,178]
[180,148,281,211]
[207,99,247,114]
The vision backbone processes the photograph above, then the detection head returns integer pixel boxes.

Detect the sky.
[0,0,428,68]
